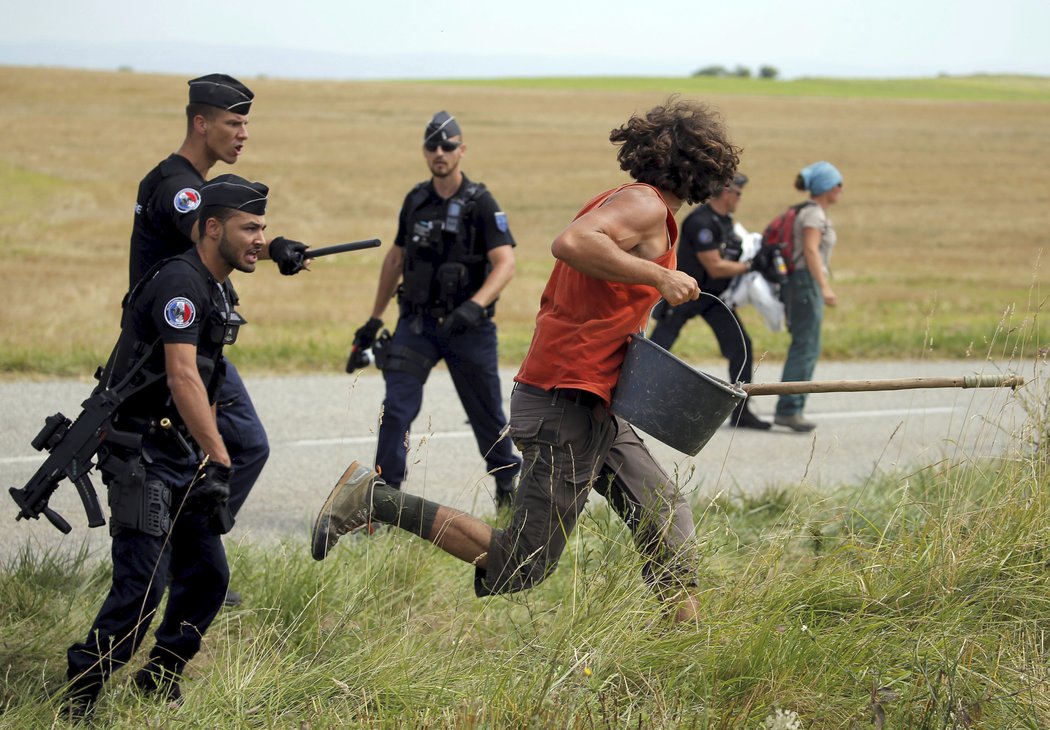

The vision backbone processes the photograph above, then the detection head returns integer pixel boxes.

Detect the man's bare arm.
[551,188,699,305]
[165,342,230,466]
[697,250,748,279]
[470,244,515,308]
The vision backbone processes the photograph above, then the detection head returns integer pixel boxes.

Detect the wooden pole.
[742,374,1025,397]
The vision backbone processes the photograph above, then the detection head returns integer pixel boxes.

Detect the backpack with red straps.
[761,200,815,274]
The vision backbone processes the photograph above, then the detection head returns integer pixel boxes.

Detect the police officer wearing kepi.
[130,74,309,604]
[649,173,775,429]
[348,111,521,508]
[65,175,271,720]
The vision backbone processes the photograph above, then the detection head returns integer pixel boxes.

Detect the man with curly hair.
[312,98,740,622]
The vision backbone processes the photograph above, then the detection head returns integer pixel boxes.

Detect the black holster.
[210,503,235,535]
[107,463,171,537]
[377,343,435,383]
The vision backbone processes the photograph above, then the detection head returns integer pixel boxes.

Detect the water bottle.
[771,248,788,286]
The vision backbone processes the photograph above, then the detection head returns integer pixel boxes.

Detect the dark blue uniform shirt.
[678,203,742,296]
[129,154,203,287]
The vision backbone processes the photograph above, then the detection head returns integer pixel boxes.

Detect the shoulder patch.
[698,228,714,244]
[494,211,509,233]
[173,188,201,214]
[164,297,197,329]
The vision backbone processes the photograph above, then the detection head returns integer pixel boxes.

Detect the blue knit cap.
[800,161,843,195]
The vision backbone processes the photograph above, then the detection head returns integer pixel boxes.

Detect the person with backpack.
[773,161,844,432]
[649,173,776,429]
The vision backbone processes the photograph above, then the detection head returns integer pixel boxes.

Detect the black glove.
[749,246,778,283]
[185,462,232,513]
[439,301,486,337]
[269,236,309,275]
[346,317,383,373]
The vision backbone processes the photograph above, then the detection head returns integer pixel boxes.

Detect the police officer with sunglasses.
[347,111,521,509]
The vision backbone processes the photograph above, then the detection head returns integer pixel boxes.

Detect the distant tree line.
[692,64,779,79]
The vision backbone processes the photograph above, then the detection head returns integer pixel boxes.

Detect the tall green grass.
[1,360,1047,727]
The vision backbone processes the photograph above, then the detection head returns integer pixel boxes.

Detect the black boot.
[133,649,185,706]
[63,675,102,724]
[731,402,772,430]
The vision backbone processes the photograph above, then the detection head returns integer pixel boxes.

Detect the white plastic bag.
[721,224,785,332]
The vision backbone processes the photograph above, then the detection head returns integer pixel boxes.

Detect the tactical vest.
[686,206,743,296]
[398,181,492,317]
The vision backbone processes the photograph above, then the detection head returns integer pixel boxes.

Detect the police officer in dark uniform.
[650,173,773,429]
[130,74,308,604]
[349,111,521,508]
[65,175,271,719]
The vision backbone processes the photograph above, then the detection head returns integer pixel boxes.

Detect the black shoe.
[731,406,772,430]
[64,680,101,723]
[134,655,184,706]
[223,589,242,607]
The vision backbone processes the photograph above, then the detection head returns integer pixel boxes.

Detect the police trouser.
[66,452,230,687]
[649,296,754,384]
[216,360,270,515]
[375,313,521,488]
[475,384,699,598]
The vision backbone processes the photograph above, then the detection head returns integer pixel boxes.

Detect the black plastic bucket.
[611,334,747,456]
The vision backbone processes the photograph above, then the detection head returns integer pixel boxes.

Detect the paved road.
[0,359,1041,563]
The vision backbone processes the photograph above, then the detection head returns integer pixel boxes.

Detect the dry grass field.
[1,67,1047,377]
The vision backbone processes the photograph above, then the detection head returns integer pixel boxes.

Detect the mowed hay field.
[1,67,1047,377]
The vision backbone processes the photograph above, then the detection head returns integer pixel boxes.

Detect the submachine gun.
[8,345,166,534]
[10,238,382,534]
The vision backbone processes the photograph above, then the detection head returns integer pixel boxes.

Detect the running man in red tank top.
[312,98,741,624]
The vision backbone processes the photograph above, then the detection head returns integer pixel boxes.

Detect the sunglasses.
[424,140,461,153]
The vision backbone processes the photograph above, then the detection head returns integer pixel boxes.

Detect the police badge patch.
[173,188,201,214]
[698,228,714,244]
[164,297,196,329]
[494,211,509,233]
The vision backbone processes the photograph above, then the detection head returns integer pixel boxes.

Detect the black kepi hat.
[188,74,254,114]
[200,174,268,215]
[424,111,462,144]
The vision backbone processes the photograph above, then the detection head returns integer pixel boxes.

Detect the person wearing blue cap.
[774,161,844,432]
[65,175,272,719]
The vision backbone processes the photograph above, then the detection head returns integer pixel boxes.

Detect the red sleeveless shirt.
[515,183,679,404]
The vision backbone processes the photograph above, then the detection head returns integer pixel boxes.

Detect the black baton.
[304,239,381,258]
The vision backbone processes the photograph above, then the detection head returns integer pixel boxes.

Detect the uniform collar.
[177,247,219,286]
[160,152,205,182]
[427,173,472,200]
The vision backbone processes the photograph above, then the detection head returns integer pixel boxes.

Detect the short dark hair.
[609,96,741,205]
[713,172,749,196]
[197,206,240,239]
[185,103,222,134]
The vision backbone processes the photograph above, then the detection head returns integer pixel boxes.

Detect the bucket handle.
[644,292,750,385]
